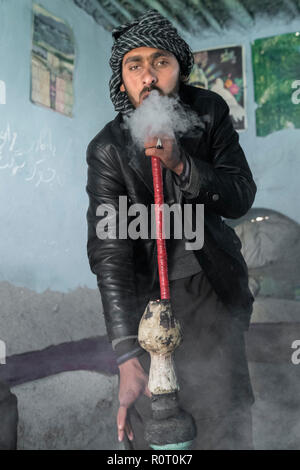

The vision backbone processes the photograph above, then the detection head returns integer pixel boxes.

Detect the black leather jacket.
[86,84,257,341]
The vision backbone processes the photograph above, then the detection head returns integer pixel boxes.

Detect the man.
[86,9,256,450]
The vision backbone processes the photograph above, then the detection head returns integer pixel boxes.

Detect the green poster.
[252,32,300,137]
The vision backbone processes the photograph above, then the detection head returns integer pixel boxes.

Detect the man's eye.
[129,65,140,71]
[156,60,168,66]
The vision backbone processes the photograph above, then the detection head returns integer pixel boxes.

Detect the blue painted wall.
[0,1,299,293]
[0,0,115,292]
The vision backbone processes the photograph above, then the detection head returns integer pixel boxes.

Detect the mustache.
[140,85,163,100]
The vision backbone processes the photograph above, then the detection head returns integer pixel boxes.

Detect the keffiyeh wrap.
[109,9,194,114]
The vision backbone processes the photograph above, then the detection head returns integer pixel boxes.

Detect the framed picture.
[188,45,246,131]
[31,4,75,117]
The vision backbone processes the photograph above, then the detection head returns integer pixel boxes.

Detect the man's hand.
[117,356,151,443]
[144,135,184,175]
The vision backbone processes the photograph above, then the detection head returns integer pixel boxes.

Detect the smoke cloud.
[123,90,202,148]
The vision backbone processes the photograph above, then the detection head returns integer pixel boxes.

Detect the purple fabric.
[0,336,118,387]
[1,323,298,388]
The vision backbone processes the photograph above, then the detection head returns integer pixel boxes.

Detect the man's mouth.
[140,88,152,102]
[142,92,150,101]
[140,87,163,103]
[141,86,160,101]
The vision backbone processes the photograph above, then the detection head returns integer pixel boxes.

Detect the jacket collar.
[114,113,154,195]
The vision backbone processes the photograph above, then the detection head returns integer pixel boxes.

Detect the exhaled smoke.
[123,90,202,148]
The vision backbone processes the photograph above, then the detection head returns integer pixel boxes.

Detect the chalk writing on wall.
[0,124,63,187]
[0,80,6,104]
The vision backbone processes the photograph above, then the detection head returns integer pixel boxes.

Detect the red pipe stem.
[151,156,170,300]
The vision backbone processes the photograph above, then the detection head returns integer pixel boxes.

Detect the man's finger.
[125,420,134,441]
[144,138,158,148]
[144,150,165,160]
[144,385,152,398]
[117,405,127,442]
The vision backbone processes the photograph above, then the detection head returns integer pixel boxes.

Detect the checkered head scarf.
[109,9,194,114]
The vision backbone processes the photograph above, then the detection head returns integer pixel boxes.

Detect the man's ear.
[120,83,125,92]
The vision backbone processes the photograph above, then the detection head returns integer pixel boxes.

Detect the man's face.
[120,47,181,108]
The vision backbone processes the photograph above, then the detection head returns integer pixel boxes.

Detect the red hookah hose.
[151,156,170,300]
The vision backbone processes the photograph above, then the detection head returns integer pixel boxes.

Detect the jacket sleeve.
[183,96,256,218]
[86,140,142,342]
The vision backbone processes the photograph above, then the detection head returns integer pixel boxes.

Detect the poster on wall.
[188,45,246,131]
[252,32,300,137]
[31,4,75,117]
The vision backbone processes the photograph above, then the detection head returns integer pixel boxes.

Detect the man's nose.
[142,66,157,87]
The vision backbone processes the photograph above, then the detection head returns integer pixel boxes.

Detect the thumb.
[117,405,127,442]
